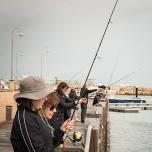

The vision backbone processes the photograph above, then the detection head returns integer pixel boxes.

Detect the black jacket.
[80,88,97,99]
[50,91,75,135]
[68,89,79,100]
[93,94,101,106]
[11,108,54,152]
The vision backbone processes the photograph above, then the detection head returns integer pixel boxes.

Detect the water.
[110,95,152,152]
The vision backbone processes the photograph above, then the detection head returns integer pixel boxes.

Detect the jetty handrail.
[84,124,93,152]
[105,98,109,152]
[109,103,152,106]
[100,97,110,152]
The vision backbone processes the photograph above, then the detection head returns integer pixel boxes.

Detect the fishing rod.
[107,55,119,86]
[108,60,142,86]
[70,0,119,120]
[110,66,143,86]
[69,62,91,81]
[69,56,102,81]
[110,72,135,86]
[123,77,134,84]
[110,71,137,86]
[61,0,120,146]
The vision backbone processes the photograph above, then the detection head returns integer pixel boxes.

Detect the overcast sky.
[0,0,152,87]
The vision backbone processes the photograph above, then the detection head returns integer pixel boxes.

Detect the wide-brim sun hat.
[14,76,52,100]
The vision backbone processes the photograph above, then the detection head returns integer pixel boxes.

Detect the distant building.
[0,80,9,90]
[0,80,17,123]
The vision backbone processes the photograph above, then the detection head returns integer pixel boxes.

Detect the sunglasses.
[49,105,57,111]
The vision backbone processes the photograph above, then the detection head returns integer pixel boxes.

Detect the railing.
[84,124,93,152]
[62,98,110,152]
[100,98,110,152]
[110,103,152,107]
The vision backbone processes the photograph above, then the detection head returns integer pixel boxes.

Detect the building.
[0,80,17,123]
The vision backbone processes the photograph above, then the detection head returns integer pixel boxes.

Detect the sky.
[0,0,152,87]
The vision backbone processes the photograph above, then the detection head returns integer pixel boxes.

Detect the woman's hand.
[79,98,87,104]
[60,119,75,132]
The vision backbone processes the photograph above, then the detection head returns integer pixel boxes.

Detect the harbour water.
[110,95,152,152]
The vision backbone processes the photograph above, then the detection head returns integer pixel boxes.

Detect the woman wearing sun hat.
[10,76,55,152]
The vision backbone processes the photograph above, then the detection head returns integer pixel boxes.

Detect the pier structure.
[61,98,110,152]
[0,83,110,152]
[109,103,152,111]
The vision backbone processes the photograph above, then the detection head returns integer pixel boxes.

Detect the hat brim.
[14,85,52,100]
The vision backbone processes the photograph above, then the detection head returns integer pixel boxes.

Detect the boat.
[109,98,146,103]
[106,89,146,103]
[89,87,146,103]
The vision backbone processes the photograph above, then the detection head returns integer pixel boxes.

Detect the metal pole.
[10,28,23,80]
[16,54,18,80]
[11,30,14,80]
[84,124,93,152]
[41,50,43,79]
[16,51,24,80]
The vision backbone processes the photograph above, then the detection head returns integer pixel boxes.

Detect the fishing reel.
[73,131,82,142]
[67,131,82,144]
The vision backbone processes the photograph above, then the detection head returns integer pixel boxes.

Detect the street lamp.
[11,28,23,80]
[16,51,24,81]
[40,48,50,79]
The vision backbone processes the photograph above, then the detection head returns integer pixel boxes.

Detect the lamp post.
[16,51,24,81]
[40,48,50,79]
[11,28,23,80]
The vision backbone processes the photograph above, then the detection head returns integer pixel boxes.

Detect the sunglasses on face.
[49,105,57,111]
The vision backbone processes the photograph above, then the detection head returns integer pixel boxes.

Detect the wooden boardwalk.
[0,121,13,152]
[0,99,109,152]
[63,99,110,152]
